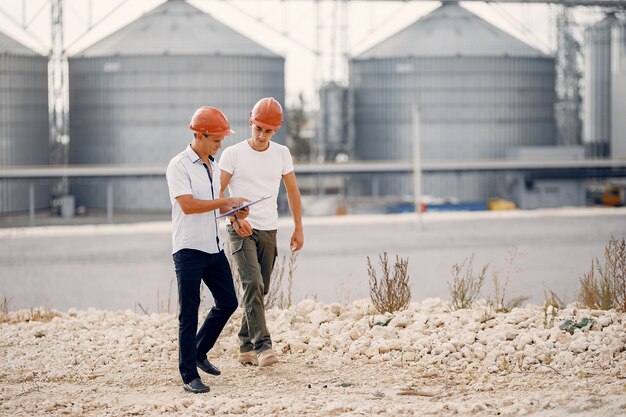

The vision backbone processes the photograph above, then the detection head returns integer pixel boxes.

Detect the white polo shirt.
[166,145,223,255]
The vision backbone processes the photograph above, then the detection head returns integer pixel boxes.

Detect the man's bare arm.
[283,171,304,251]
[176,194,248,215]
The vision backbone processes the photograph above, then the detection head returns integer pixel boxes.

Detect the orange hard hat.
[250,97,283,131]
[189,106,234,136]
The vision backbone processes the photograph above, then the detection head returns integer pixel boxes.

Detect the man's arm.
[176,194,248,215]
[220,169,252,236]
[282,171,304,252]
[219,170,231,200]
[167,159,248,215]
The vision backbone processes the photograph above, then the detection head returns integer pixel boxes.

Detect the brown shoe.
[238,351,259,366]
[258,349,278,367]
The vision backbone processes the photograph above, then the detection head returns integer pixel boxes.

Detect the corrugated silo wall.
[0,54,50,214]
[350,56,556,203]
[69,55,285,212]
[584,20,612,158]
[319,84,349,161]
[612,20,626,159]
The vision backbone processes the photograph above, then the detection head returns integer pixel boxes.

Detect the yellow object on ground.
[487,198,517,211]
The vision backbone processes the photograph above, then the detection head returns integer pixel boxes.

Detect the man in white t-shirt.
[219,97,304,367]
[166,106,249,394]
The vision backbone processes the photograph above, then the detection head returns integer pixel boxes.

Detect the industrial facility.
[68,0,285,212]
[0,30,49,215]
[349,2,557,203]
[0,0,625,220]
[584,15,626,158]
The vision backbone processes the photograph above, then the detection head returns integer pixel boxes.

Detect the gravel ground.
[1,298,625,416]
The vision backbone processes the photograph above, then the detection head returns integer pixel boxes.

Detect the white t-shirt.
[219,140,294,230]
[166,145,223,255]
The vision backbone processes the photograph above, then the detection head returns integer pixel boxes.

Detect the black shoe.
[183,378,210,394]
[196,358,221,376]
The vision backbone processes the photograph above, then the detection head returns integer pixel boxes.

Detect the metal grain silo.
[584,15,615,158]
[69,0,285,212]
[611,18,626,158]
[319,82,351,161]
[349,2,556,202]
[0,30,49,214]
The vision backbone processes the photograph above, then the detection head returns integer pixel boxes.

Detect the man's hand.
[225,197,249,210]
[290,228,304,252]
[232,218,253,237]
[234,206,249,219]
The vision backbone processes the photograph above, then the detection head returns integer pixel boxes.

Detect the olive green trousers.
[227,225,277,353]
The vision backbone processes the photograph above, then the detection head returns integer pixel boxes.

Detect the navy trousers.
[173,249,238,384]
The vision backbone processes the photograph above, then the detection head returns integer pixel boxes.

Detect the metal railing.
[2,159,626,224]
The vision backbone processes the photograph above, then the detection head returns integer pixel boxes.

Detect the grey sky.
[0,0,605,106]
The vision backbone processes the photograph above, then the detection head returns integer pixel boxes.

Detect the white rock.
[329,303,341,316]
[593,316,612,329]
[370,325,396,340]
[569,337,590,354]
[454,331,477,347]
[598,348,615,369]
[460,345,473,359]
[348,327,361,341]
[474,346,486,360]
[289,341,308,353]
[503,327,518,341]
[365,346,379,358]
[309,310,329,326]
[420,297,445,311]
[308,337,325,350]
[296,299,317,317]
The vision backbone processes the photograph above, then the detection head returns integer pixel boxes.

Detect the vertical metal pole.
[555,6,582,148]
[87,0,93,29]
[412,106,423,230]
[314,0,322,162]
[340,0,348,84]
[29,181,35,225]
[50,0,69,200]
[106,181,113,223]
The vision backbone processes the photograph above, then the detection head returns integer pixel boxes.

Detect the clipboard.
[217,194,272,219]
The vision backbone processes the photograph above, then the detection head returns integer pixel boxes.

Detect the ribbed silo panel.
[350,55,556,201]
[69,55,285,211]
[612,20,626,158]
[613,21,626,74]
[584,19,612,157]
[0,54,50,214]
[319,83,350,160]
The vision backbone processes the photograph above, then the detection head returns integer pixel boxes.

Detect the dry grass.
[156,279,175,314]
[543,288,565,328]
[367,252,411,314]
[578,237,626,312]
[488,248,529,313]
[0,297,60,324]
[490,273,529,313]
[543,288,565,310]
[448,253,488,310]
[266,251,297,309]
[134,278,176,315]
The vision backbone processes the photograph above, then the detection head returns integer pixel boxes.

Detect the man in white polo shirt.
[166,106,249,394]
[219,97,304,367]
